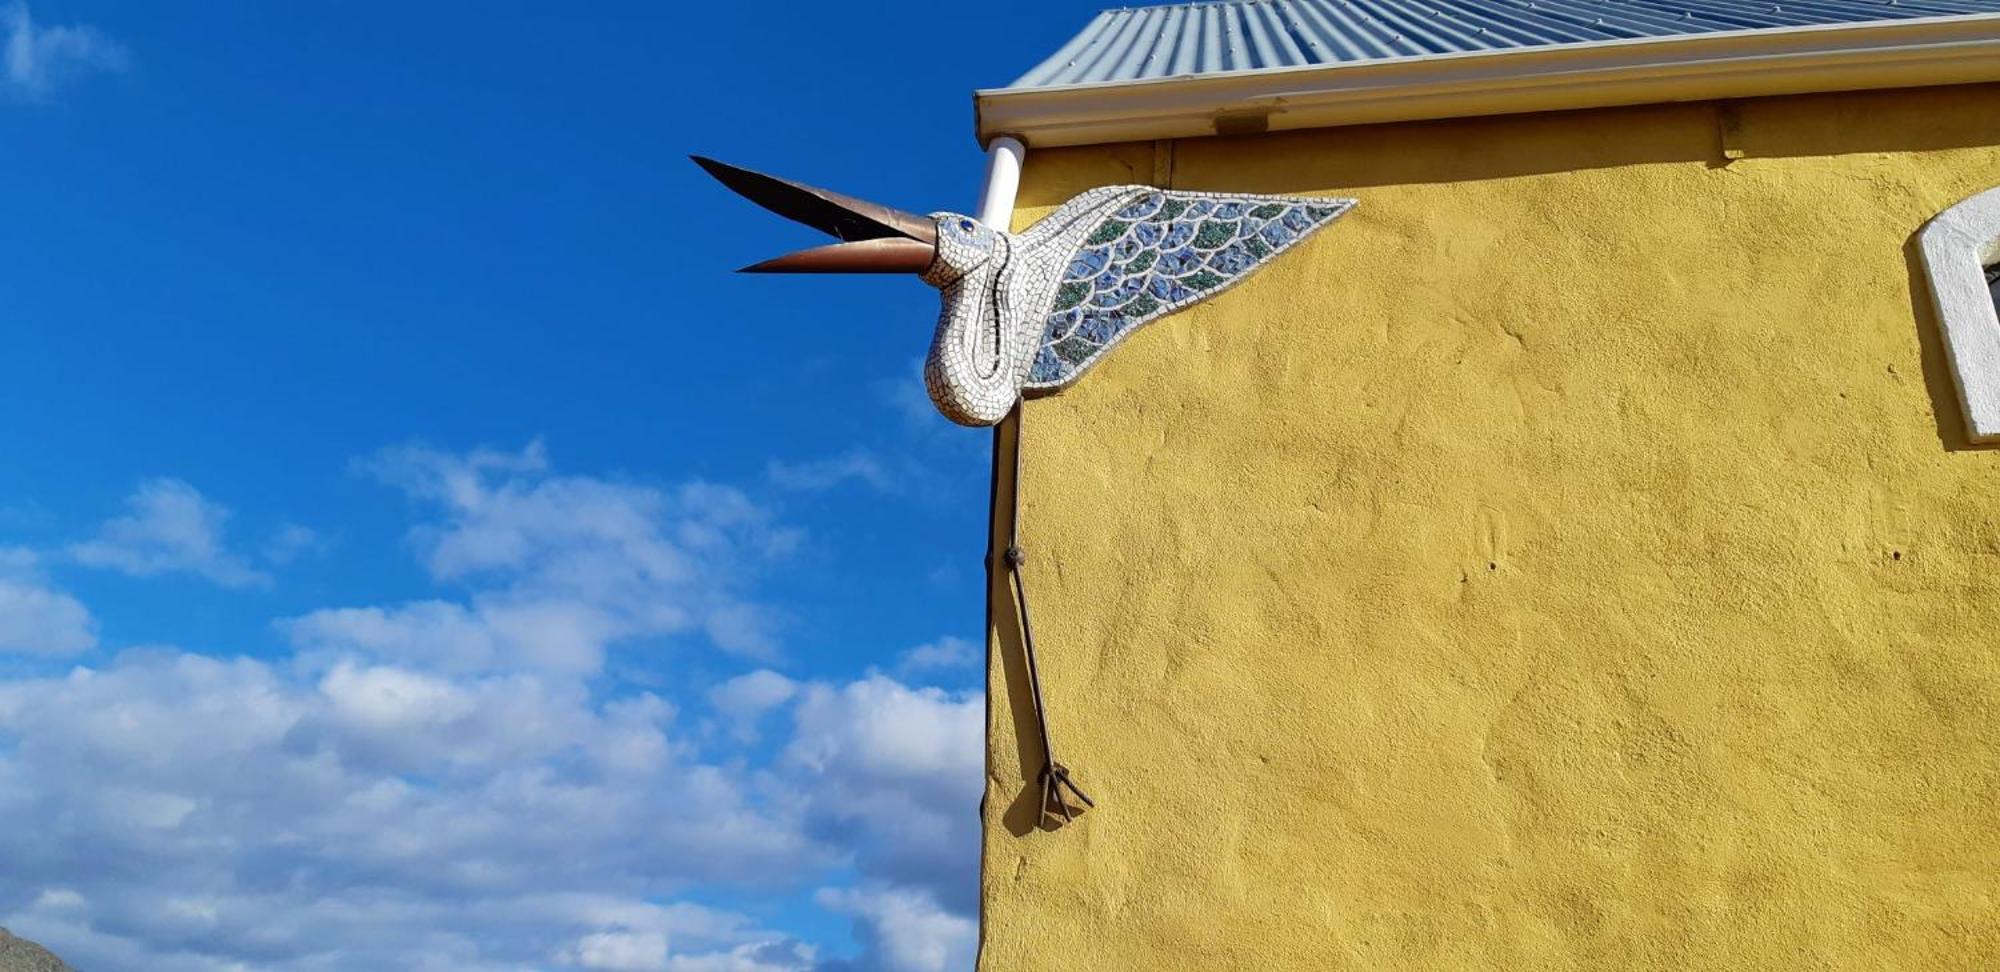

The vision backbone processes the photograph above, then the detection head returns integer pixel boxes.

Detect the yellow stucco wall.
[980,83,2000,970]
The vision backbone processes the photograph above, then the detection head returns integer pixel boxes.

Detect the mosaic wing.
[1022,188,1354,393]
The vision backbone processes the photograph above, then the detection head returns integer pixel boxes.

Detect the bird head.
[923,212,1004,288]
[692,155,1025,425]
[691,156,943,276]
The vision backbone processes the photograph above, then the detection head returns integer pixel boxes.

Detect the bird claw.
[1039,761,1094,826]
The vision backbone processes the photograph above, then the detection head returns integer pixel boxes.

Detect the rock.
[0,928,72,972]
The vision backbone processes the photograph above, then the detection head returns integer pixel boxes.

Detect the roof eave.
[974,13,2000,148]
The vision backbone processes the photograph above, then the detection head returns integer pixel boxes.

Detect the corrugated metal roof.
[1008,0,2000,88]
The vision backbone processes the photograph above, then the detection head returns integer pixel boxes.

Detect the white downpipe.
[973,136,1026,230]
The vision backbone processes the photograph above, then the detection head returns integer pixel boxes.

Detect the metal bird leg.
[697,154,1108,820]
[1009,545,1094,824]
[1003,407,1093,827]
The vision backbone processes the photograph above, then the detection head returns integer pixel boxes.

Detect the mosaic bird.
[694,156,1355,426]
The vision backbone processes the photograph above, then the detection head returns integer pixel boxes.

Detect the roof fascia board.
[975,13,2000,147]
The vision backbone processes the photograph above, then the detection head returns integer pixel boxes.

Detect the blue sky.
[0,2,1104,969]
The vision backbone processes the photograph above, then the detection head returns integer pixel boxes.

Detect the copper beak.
[692,155,937,275]
[739,238,936,274]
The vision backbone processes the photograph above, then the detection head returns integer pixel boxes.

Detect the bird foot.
[1038,761,1094,826]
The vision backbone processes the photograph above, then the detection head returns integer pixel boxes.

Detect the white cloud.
[559,929,669,971]
[69,479,269,588]
[784,676,983,915]
[817,886,976,972]
[2,2,125,101]
[319,661,476,731]
[0,547,95,655]
[897,636,976,675]
[872,358,944,431]
[263,523,326,565]
[0,650,980,970]
[767,450,892,493]
[0,650,824,971]
[295,442,788,670]
[32,888,84,911]
[709,669,797,741]
[787,675,982,785]
[0,444,986,970]
[285,599,504,671]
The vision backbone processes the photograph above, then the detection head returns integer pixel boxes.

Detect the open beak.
[691,156,937,274]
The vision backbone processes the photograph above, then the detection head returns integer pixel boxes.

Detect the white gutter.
[974,136,1027,229]
[976,13,2000,148]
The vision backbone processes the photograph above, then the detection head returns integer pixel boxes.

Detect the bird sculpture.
[694,156,1355,426]
[695,156,1356,824]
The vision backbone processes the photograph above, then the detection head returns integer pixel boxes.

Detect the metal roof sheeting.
[1008,0,2000,88]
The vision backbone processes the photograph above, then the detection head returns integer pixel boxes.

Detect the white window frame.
[1920,185,2000,443]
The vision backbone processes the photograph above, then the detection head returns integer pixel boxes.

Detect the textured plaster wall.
[980,84,2000,970]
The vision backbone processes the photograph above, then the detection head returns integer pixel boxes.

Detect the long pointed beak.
[739,238,936,274]
[692,155,940,275]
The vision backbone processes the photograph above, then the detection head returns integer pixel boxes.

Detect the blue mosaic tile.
[1156,248,1202,275]
[1078,314,1118,342]
[1068,248,1108,277]
[1115,193,1163,220]
[1209,243,1257,274]
[1046,307,1082,340]
[1030,349,1061,383]
[1016,190,1354,398]
[1091,277,1144,307]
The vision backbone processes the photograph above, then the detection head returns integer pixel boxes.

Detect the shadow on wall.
[986,414,1091,839]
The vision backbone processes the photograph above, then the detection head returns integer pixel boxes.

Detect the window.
[1918,187,2000,442]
